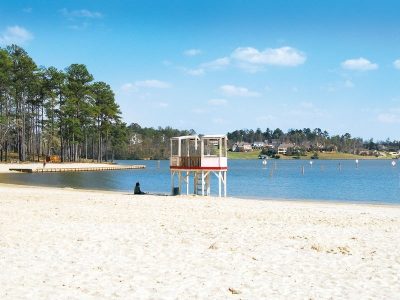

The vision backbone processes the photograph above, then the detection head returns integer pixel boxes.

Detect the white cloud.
[201,57,230,70]
[208,98,227,106]
[180,46,304,76]
[183,57,229,76]
[60,8,103,19]
[231,46,306,67]
[220,84,260,97]
[393,59,400,70]
[121,83,136,92]
[0,26,33,45]
[184,49,202,56]
[377,113,400,124]
[121,80,171,92]
[341,57,378,71]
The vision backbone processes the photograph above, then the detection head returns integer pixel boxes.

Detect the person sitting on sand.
[134,182,145,194]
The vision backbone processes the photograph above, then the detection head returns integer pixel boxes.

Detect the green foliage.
[122,123,194,160]
[311,152,319,159]
[0,45,124,162]
[261,147,276,157]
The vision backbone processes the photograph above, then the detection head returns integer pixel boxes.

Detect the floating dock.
[9,165,145,173]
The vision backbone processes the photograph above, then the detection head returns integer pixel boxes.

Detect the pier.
[9,164,145,173]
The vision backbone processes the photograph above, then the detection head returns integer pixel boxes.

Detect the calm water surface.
[0,159,399,204]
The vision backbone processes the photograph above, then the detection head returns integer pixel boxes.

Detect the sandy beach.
[1,183,399,299]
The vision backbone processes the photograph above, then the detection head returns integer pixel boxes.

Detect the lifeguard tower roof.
[202,134,226,138]
[170,135,199,140]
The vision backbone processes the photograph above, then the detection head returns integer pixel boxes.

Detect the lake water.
[0,159,399,204]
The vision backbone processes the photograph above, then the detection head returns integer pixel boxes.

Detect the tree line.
[0,45,125,162]
[227,128,400,153]
[121,123,195,160]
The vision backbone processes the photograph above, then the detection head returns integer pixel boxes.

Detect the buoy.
[262,159,267,166]
[392,161,397,167]
[309,161,313,167]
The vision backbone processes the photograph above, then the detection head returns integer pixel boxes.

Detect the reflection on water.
[0,159,399,204]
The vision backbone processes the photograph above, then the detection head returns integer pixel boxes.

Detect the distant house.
[378,144,387,151]
[301,141,312,151]
[130,133,143,145]
[358,150,371,156]
[263,143,275,149]
[270,139,281,148]
[277,143,294,155]
[373,150,386,157]
[232,142,253,152]
[252,141,265,149]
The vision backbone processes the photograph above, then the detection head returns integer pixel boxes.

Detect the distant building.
[300,141,312,151]
[378,144,387,151]
[130,133,142,145]
[270,139,281,148]
[277,143,295,155]
[252,141,265,149]
[232,142,253,152]
[358,150,371,156]
[263,143,275,149]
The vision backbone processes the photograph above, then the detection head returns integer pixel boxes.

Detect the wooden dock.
[9,165,146,173]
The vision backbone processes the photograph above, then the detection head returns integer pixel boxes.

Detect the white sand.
[1,183,400,299]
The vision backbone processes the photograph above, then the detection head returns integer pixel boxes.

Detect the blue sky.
[1,0,400,140]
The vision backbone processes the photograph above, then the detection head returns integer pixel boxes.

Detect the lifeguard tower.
[170,135,228,197]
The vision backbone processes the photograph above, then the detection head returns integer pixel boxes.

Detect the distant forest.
[0,45,126,162]
[125,126,400,159]
[0,45,195,162]
[1,45,399,162]
[227,128,400,153]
